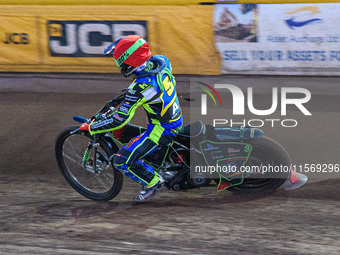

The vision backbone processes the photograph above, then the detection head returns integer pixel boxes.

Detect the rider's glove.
[91,108,114,122]
[79,123,90,132]
[91,113,101,122]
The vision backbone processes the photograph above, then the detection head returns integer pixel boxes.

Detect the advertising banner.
[0,16,40,65]
[214,3,340,75]
[39,16,153,71]
[47,20,147,58]
[0,5,219,74]
[0,0,217,5]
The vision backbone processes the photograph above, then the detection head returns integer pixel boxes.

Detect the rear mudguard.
[203,126,264,191]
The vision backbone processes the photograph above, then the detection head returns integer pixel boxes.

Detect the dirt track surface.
[0,74,339,254]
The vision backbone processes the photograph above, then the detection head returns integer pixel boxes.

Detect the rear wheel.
[229,136,290,194]
[55,126,123,201]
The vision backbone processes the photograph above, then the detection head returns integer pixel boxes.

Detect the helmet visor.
[103,37,124,56]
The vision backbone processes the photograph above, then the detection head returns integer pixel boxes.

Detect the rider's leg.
[113,123,178,201]
[113,131,160,187]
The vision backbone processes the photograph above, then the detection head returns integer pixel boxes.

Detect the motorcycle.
[55,94,308,201]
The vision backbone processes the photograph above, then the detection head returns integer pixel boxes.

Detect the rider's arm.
[91,89,127,121]
[88,85,148,135]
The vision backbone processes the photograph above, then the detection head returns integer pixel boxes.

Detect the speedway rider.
[80,35,183,202]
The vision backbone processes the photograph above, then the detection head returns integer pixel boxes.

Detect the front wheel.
[55,126,123,201]
[229,136,291,194]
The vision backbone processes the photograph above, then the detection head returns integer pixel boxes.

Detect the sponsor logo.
[212,155,224,160]
[119,106,129,114]
[125,134,143,148]
[172,101,180,117]
[2,33,30,44]
[125,95,138,102]
[91,118,113,129]
[203,144,220,151]
[48,20,147,57]
[123,102,131,108]
[212,150,223,155]
[112,113,123,121]
[228,148,241,153]
[284,5,322,29]
[139,83,149,90]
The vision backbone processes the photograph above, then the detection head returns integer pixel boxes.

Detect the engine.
[162,148,211,190]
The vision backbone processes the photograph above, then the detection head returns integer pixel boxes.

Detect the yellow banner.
[0,5,220,74]
[0,0,217,5]
[0,16,40,64]
[157,6,220,75]
[39,15,156,72]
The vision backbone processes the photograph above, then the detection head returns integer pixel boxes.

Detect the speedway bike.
[55,93,307,201]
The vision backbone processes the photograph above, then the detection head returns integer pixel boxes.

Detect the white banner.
[214,3,340,75]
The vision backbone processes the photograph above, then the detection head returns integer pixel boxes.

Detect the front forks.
[82,135,107,174]
[82,142,93,167]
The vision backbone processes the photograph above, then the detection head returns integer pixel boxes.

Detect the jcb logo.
[2,33,30,44]
[48,20,147,57]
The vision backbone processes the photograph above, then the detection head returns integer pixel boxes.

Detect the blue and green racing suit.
[88,55,183,187]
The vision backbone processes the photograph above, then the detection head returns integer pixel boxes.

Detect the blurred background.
[0,0,339,254]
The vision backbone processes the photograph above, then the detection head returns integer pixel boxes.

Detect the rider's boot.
[135,175,164,202]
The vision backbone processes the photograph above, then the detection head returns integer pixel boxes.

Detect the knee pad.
[113,149,131,169]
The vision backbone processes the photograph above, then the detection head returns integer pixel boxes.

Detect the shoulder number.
[163,76,174,96]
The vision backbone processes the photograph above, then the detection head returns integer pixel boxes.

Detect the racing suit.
[88,55,183,187]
